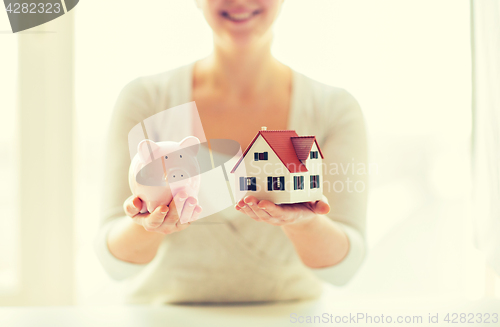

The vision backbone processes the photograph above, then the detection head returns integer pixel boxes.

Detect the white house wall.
[305,143,323,175]
[233,135,292,204]
[289,143,323,203]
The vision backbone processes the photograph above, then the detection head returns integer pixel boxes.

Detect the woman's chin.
[216,29,271,51]
[226,33,259,48]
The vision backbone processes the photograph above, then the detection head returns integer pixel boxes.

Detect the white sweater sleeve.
[94,217,148,280]
[94,78,156,281]
[307,87,369,285]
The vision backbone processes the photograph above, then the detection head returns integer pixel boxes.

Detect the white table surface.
[1,292,498,327]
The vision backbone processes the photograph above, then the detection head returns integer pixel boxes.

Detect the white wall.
[0,6,19,296]
[0,11,75,305]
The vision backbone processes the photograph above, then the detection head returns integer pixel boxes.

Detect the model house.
[230,127,324,204]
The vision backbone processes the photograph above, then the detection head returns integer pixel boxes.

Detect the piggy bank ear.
[180,136,200,155]
[137,139,160,162]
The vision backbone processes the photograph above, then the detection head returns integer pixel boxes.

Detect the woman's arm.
[235,88,368,283]
[107,214,165,264]
[95,78,200,278]
[107,192,201,264]
[235,196,349,268]
[281,214,349,268]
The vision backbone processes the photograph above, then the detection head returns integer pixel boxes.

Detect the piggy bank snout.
[167,168,191,182]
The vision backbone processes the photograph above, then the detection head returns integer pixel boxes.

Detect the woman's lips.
[221,9,261,22]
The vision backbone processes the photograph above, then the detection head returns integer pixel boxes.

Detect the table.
[0,294,498,326]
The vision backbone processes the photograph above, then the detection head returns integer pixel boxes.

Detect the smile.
[221,10,261,22]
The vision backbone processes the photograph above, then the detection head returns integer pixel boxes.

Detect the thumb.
[313,200,330,215]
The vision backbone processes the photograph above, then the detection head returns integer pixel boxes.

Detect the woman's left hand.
[235,195,331,227]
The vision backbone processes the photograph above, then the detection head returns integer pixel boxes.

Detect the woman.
[96,0,368,304]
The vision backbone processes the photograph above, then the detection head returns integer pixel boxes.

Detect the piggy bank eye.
[164,156,168,159]
[180,154,183,158]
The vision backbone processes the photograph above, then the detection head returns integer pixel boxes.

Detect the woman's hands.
[234,195,330,227]
[107,191,202,264]
[124,191,202,235]
[234,195,350,268]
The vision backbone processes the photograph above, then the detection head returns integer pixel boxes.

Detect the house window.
[239,177,257,191]
[294,176,304,190]
[254,152,268,161]
[310,175,320,189]
[267,176,285,191]
[309,151,319,159]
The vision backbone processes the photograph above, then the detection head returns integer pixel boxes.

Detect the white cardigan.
[95,62,368,304]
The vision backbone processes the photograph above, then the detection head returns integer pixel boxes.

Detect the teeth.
[227,12,253,21]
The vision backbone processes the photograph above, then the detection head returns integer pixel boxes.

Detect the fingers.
[127,192,200,235]
[142,205,169,231]
[255,199,287,225]
[246,197,273,220]
[234,196,320,226]
[236,196,273,222]
[313,200,330,215]
[256,200,283,218]
[179,197,198,224]
[235,196,259,221]
[163,191,198,226]
[176,205,202,230]
[190,205,203,223]
[168,191,189,218]
[124,196,142,217]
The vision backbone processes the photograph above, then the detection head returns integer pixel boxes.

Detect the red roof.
[291,136,316,161]
[230,130,324,174]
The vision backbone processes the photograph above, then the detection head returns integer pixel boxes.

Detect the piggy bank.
[128,136,201,219]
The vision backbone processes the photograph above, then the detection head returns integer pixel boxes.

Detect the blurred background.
[1,0,498,305]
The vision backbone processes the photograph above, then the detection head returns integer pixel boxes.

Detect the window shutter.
[240,177,245,191]
[267,177,272,191]
[263,152,268,160]
[280,176,285,190]
[254,153,259,161]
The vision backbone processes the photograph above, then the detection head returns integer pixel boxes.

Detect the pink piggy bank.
[128,136,201,221]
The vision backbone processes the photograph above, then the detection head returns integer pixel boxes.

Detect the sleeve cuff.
[309,222,366,286]
[94,217,148,281]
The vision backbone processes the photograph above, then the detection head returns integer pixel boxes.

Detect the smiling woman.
[197,0,282,45]
[221,10,261,22]
[91,0,367,304]
[72,0,475,306]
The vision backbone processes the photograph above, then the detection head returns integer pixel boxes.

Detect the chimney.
[261,126,267,131]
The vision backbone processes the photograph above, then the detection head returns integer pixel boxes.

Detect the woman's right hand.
[123,191,202,235]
